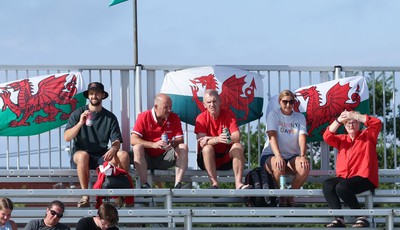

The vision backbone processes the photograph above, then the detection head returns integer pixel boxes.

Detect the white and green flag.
[160,66,264,126]
[0,72,86,136]
[266,76,369,142]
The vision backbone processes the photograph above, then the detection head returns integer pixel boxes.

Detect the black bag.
[245,167,278,207]
[102,174,132,189]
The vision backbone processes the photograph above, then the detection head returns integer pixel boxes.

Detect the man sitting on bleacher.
[64,82,131,208]
[131,93,188,189]
[195,89,251,190]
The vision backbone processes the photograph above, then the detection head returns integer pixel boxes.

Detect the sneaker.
[114,197,123,209]
[141,183,151,189]
[174,182,183,189]
[77,197,90,208]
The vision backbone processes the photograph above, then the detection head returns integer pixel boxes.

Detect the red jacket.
[323,116,382,187]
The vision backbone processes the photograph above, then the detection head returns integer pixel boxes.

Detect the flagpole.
[133,0,138,66]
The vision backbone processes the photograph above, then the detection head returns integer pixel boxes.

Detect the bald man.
[131,93,188,189]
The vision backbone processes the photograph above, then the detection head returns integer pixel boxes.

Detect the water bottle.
[223,127,231,144]
[85,111,93,126]
[279,175,287,189]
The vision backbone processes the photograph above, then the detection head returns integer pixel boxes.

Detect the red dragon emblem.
[294,82,361,137]
[189,73,256,121]
[0,74,78,127]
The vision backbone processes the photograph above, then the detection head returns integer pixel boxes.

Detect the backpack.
[245,167,278,207]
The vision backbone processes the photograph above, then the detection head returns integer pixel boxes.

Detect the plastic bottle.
[279,175,286,189]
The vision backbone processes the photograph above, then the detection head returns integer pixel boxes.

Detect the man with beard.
[64,82,130,208]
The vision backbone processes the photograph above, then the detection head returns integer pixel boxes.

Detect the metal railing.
[0,65,398,170]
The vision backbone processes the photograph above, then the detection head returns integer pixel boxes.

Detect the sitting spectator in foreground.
[76,203,119,230]
[260,89,310,207]
[64,82,131,207]
[24,200,70,230]
[323,110,382,228]
[195,89,251,189]
[131,93,188,189]
[0,197,18,230]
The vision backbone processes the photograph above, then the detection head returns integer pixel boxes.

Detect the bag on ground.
[245,166,277,207]
[93,161,134,208]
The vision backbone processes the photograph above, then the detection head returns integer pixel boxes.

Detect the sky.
[1,0,400,66]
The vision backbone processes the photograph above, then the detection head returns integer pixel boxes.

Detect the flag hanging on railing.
[266,76,369,142]
[160,66,264,126]
[0,73,86,136]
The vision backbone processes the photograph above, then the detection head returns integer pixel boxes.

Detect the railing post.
[184,210,193,230]
[120,70,130,152]
[319,70,333,170]
[134,65,143,122]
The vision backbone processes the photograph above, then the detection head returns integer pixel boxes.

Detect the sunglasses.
[281,100,295,105]
[49,209,63,218]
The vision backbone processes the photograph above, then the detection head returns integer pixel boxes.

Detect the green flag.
[109,0,128,6]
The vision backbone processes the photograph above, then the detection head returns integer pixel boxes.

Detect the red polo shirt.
[132,108,184,157]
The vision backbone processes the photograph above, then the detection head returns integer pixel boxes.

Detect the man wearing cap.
[64,82,131,208]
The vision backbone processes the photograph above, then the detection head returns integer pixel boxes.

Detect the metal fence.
[0,65,398,170]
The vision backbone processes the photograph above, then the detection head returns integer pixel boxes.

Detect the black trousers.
[322,176,375,218]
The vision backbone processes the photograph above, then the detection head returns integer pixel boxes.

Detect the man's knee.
[73,151,90,165]
[201,145,214,154]
[132,144,145,158]
[176,144,188,158]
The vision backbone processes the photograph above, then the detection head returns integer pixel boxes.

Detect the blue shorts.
[260,154,297,168]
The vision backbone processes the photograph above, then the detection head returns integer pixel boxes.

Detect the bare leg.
[73,151,90,190]
[175,143,188,185]
[265,156,286,187]
[230,143,246,189]
[201,145,218,187]
[288,156,309,189]
[73,151,90,204]
[132,144,148,185]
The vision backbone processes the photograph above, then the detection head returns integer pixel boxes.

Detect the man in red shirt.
[131,93,188,189]
[195,89,251,189]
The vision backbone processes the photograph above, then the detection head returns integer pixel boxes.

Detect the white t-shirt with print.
[262,109,307,159]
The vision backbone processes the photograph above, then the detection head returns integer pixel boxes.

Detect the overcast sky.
[1,0,400,66]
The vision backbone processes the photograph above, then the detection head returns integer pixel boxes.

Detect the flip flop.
[239,184,253,189]
[352,217,370,228]
[327,218,346,228]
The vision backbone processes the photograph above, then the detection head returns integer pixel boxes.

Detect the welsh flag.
[0,73,86,136]
[266,76,369,142]
[160,66,264,126]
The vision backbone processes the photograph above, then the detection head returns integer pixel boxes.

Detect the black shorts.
[70,149,108,169]
[197,148,232,170]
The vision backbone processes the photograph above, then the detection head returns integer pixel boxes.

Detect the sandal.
[327,218,346,228]
[77,197,90,208]
[239,184,253,189]
[287,197,295,207]
[352,217,370,228]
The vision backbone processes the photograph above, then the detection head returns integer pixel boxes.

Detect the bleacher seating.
[1,168,399,229]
